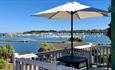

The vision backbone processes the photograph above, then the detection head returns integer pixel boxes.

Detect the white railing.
[35,44,111,67]
[91,45,111,66]
[13,58,79,70]
[36,46,92,65]
[13,44,111,70]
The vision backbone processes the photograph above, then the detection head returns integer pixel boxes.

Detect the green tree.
[107,5,111,40]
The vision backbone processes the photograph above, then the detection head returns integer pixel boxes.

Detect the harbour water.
[0,34,111,54]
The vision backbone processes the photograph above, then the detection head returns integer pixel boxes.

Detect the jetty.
[0,40,37,42]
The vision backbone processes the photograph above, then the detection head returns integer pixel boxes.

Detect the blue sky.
[0,0,111,33]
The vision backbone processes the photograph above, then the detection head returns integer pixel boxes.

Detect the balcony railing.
[13,44,111,70]
[13,58,79,70]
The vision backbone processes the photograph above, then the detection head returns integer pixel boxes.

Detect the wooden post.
[20,62,24,70]
[33,65,36,70]
[25,64,28,70]
[16,61,20,70]
[13,56,16,70]
[15,61,18,70]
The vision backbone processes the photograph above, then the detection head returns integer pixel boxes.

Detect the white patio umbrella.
[32,1,108,57]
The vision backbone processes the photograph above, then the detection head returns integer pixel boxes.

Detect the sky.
[0,0,111,33]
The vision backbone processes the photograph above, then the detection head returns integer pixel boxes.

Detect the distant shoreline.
[0,30,106,37]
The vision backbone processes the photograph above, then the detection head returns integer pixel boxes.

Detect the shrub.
[0,59,8,69]
[4,44,14,58]
[0,44,14,60]
[67,37,82,42]
[38,41,56,52]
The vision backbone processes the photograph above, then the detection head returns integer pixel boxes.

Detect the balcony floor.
[89,67,111,70]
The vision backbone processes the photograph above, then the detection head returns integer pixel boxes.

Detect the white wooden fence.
[13,44,111,70]
[13,58,79,70]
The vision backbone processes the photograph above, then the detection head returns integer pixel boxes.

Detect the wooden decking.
[89,67,111,70]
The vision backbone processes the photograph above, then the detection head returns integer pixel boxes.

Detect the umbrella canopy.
[32,1,108,19]
[32,1,108,57]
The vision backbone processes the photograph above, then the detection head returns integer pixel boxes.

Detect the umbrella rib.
[75,12,80,19]
[66,11,71,14]
[66,11,77,14]
[66,11,80,19]
[97,12,108,16]
[48,11,60,19]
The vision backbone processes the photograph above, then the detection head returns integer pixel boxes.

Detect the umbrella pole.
[71,12,74,57]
